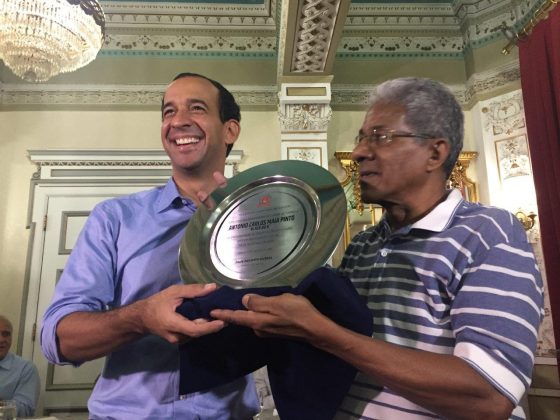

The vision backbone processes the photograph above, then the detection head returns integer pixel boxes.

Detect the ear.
[426,138,450,173]
[224,119,240,146]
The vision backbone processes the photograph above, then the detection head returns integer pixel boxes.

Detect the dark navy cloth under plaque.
[176,266,373,420]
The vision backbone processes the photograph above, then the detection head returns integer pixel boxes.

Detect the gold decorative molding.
[515,210,537,230]
[448,151,479,202]
[334,151,362,212]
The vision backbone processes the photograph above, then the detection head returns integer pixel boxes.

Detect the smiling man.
[0,315,40,417]
[211,78,544,420]
[41,73,259,419]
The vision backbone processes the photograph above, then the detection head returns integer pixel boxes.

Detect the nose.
[170,108,193,128]
[351,140,372,163]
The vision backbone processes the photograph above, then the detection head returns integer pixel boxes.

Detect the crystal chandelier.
[0,0,105,82]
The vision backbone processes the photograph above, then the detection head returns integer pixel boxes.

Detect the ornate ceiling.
[0,0,543,108]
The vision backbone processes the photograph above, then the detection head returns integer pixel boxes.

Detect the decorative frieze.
[337,35,464,56]
[27,149,243,180]
[102,34,277,55]
[278,104,332,132]
[278,82,332,169]
[102,0,275,29]
[0,62,520,110]
[0,84,278,108]
[343,0,543,54]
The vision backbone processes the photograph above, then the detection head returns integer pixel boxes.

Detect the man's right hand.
[56,283,224,362]
[137,283,225,344]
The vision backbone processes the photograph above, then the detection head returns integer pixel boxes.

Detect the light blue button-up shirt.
[0,352,40,417]
[41,178,259,419]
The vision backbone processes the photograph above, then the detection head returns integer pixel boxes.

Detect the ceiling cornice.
[0,61,520,110]
[102,0,275,30]
[92,0,542,60]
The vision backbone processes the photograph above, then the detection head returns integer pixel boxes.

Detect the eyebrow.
[360,125,385,134]
[162,98,209,109]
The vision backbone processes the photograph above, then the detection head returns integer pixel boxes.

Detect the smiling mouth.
[174,137,201,145]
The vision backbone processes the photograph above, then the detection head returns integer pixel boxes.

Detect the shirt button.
[380,249,388,257]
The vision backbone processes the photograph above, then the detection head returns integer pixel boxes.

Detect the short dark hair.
[162,72,241,156]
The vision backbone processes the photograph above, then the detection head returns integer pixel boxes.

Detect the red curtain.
[518,6,560,369]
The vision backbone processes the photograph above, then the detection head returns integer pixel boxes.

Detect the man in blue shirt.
[210,78,544,419]
[41,73,259,419]
[0,315,40,417]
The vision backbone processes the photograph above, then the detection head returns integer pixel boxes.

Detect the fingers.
[165,318,225,344]
[196,190,217,210]
[210,308,273,330]
[196,171,228,210]
[213,171,228,187]
[242,293,269,311]
[242,293,297,313]
[181,318,225,337]
[170,283,218,299]
[139,284,225,342]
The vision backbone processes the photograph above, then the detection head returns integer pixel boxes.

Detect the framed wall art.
[495,134,532,182]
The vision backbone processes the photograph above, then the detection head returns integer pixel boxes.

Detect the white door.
[26,185,153,416]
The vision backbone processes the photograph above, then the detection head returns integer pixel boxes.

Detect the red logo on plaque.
[258,195,271,207]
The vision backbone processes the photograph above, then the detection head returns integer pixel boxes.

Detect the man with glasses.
[211,78,544,419]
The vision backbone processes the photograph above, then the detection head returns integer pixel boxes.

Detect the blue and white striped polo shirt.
[336,189,544,420]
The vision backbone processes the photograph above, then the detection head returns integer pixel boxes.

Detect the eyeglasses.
[354,129,434,146]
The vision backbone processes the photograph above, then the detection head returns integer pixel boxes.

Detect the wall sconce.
[515,210,537,231]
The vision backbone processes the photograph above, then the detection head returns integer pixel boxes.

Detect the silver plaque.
[179,160,347,288]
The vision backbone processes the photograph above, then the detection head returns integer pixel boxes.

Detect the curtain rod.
[502,0,558,55]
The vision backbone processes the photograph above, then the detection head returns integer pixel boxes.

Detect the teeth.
[175,137,199,145]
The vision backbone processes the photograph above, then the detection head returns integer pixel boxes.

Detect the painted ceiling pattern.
[0,0,543,107]
[98,0,542,59]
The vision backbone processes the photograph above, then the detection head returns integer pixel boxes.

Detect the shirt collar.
[155,178,196,213]
[410,189,464,232]
[0,352,14,370]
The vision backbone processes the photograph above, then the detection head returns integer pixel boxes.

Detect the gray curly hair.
[369,77,464,178]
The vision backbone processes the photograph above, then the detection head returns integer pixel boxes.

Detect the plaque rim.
[179,160,347,289]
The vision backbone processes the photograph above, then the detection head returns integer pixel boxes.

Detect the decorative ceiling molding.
[91,0,542,60]
[275,0,291,79]
[101,34,277,56]
[337,34,464,57]
[290,0,342,72]
[348,3,456,24]
[342,0,542,55]
[0,61,519,110]
[463,60,521,106]
[330,60,520,108]
[0,84,278,108]
[102,0,275,29]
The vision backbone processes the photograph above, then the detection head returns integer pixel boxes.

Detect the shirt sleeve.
[12,361,40,417]
[452,219,544,405]
[40,202,119,365]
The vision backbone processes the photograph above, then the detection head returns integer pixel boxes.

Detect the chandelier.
[0,0,105,83]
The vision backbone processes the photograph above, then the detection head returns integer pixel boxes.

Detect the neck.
[172,169,222,207]
[383,188,449,230]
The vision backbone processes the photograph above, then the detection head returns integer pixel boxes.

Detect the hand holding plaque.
[179,160,347,288]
